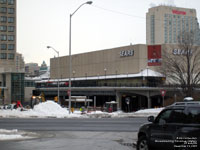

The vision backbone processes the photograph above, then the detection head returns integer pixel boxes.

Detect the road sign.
[67,90,71,96]
[160,89,166,97]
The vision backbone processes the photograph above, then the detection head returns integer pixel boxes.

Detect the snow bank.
[0,101,163,118]
[0,129,36,141]
[32,101,69,117]
[0,101,85,118]
[134,108,164,117]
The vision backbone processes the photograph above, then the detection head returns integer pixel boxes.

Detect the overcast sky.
[17,0,200,66]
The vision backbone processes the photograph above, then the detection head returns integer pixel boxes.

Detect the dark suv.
[137,100,200,150]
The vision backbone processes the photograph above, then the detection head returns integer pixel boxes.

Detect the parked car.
[0,104,16,110]
[137,99,200,150]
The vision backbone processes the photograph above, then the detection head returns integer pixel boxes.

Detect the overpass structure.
[35,86,179,111]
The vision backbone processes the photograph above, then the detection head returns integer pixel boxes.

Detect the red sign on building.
[172,10,186,15]
[148,45,162,66]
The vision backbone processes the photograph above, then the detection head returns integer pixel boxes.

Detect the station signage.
[172,49,192,55]
[120,50,134,57]
[148,45,162,66]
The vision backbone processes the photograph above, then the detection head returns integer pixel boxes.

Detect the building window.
[1,34,7,41]
[0,16,7,22]
[0,7,7,13]
[8,0,14,5]
[150,15,155,44]
[0,0,7,4]
[8,26,14,32]
[0,53,7,59]
[1,44,7,50]
[8,17,14,23]
[8,35,14,41]
[8,44,14,50]
[8,8,14,14]
[0,25,7,32]
[8,53,14,59]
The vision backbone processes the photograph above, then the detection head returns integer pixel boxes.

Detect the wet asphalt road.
[0,118,147,150]
[0,118,147,132]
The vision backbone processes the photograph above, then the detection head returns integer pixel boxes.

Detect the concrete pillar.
[139,95,142,109]
[147,91,151,108]
[116,91,122,110]
[4,73,11,104]
[94,96,96,110]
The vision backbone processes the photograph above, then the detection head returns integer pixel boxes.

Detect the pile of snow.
[32,101,70,117]
[0,101,84,118]
[0,129,36,141]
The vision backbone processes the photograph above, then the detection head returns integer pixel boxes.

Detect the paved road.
[0,118,148,150]
[0,118,147,132]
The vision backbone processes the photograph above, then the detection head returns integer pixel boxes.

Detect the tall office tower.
[146,5,200,45]
[0,0,16,72]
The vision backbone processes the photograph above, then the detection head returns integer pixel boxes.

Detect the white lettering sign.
[172,49,193,55]
[120,50,134,57]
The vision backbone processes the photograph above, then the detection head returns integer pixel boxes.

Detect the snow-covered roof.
[36,68,164,83]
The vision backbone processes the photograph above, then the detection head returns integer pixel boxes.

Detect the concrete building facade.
[16,52,25,72]
[146,5,200,45]
[25,63,40,77]
[0,0,16,72]
[0,0,25,105]
[50,44,148,79]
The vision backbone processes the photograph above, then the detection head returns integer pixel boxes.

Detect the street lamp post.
[104,68,107,86]
[69,1,93,114]
[73,70,76,81]
[147,66,149,86]
[47,46,60,104]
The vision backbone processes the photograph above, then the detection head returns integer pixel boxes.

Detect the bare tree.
[159,31,200,97]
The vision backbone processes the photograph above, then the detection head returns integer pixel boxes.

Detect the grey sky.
[17,0,200,66]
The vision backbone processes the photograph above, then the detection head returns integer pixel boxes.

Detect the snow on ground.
[0,102,164,140]
[134,107,164,117]
[0,129,37,141]
[0,101,85,118]
[0,101,164,118]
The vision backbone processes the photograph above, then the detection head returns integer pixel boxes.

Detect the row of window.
[0,25,14,32]
[150,15,155,44]
[164,14,199,44]
[0,0,14,4]
[164,16,196,32]
[1,34,14,41]
[165,14,195,20]
[0,53,14,59]
[0,44,14,50]
[0,7,14,14]
[0,16,14,23]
